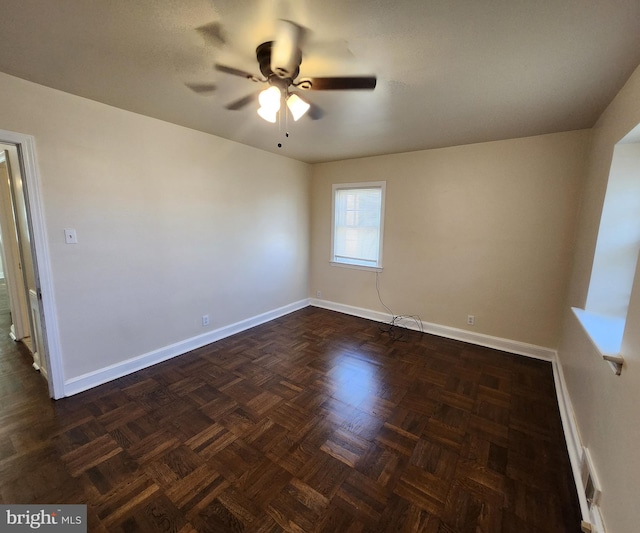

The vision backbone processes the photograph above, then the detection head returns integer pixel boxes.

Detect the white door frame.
[0,129,64,399]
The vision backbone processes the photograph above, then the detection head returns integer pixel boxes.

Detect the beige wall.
[558,64,640,533]
[310,130,590,348]
[0,72,311,380]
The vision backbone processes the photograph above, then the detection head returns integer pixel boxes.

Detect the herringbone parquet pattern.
[0,306,581,532]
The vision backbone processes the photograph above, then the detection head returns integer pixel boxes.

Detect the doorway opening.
[0,145,45,375]
[0,130,62,399]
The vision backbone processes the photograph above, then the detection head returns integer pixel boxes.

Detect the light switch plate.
[64,228,78,244]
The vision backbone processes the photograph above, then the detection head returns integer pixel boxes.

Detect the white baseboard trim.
[552,356,604,532]
[310,298,556,361]
[552,357,584,492]
[63,299,310,397]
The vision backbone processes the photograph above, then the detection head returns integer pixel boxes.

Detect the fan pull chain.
[277,99,291,149]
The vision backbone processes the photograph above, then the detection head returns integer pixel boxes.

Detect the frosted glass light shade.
[257,107,278,123]
[258,86,281,112]
[286,94,310,121]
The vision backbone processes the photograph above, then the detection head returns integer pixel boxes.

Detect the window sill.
[572,307,625,375]
[330,261,382,273]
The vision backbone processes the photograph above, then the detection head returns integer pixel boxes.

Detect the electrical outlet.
[316,290,322,298]
[467,315,475,326]
[202,315,209,327]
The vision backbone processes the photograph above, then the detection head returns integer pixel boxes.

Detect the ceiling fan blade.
[196,21,226,46]
[271,20,304,78]
[185,82,217,94]
[215,64,258,80]
[308,76,377,91]
[225,92,259,110]
[307,102,324,120]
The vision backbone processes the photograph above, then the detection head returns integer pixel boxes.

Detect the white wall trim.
[64,299,310,397]
[552,357,588,510]
[65,297,557,397]
[0,130,65,399]
[552,354,606,532]
[310,298,556,361]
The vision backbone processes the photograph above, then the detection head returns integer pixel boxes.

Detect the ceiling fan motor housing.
[257,42,301,81]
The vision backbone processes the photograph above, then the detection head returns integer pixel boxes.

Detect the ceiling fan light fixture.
[215,22,376,125]
[286,94,310,121]
[257,106,278,123]
[257,86,281,122]
[258,86,281,112]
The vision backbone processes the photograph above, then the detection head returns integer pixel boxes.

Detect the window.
[331,181,385,269]
[573,122,640,374]
[585,132,640,319]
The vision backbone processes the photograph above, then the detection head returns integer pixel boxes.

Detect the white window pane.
[332,183,385,268]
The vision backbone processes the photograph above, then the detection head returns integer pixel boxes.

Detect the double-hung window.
[331,181,386,269]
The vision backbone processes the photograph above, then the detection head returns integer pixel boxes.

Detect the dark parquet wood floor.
[0,301,581,532]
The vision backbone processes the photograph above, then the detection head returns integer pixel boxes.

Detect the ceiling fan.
[190,20,377,122]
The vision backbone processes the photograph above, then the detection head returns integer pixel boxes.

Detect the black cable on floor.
[375,271,424,341]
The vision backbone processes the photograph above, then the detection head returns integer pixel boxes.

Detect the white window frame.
[330,181,386,271]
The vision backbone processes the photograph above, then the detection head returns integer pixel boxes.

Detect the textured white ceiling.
[1,0,639,163]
